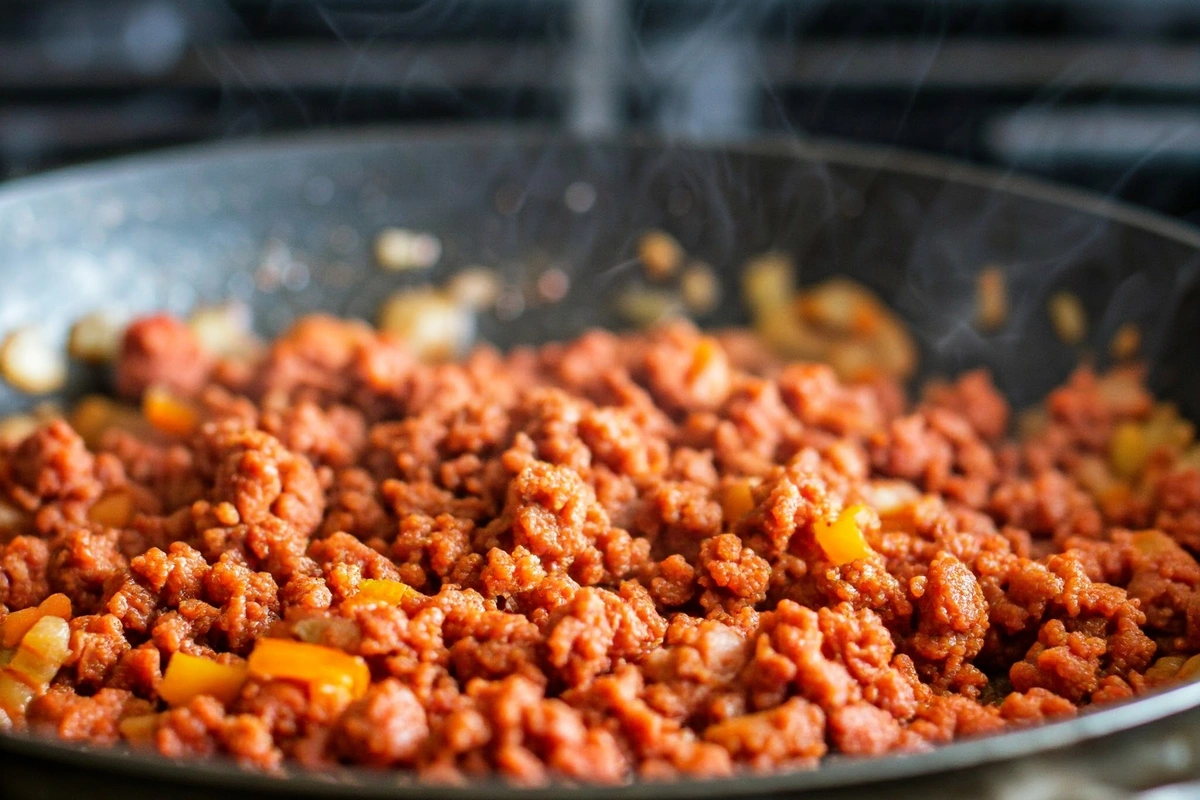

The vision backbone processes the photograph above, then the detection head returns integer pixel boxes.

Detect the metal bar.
[1,40,1200,93]
[755,40,1200,91]
[567,0,628,135]
[0,42,568,90]
[984,107,1200,161]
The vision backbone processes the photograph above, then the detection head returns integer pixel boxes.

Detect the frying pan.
[1,129,1200,799]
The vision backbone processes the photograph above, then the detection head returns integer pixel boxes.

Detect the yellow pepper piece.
[814,504,874,566]
[1178,654,1200,682]
[1109,421,1148,480]
[719,481,756,524]
[88,490,135,528]
[158,652,248,707]
[356,578,422,605]
[2,593,72,649]
[247,638,370,701]
[1145,655,1187,683]
[1131,530,1179,557]
[1144,403,1195,453]
[142,386,198,437]
[118,713,162,744]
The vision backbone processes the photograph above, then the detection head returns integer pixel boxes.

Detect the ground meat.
[0,534,50,610]
[828,702,903,756]
[544,584,667,686]
[156,695,282,769]
[696,533,770,613]
[68,613,132,687]
[49,526,129,613]
[909,551,989,682]
[333,679,428,766]
[27,686,152,744]
[2,313,1199,785]
[4,421,102,518]
[202,554,280,654]
[197,422,325,535]
[115,314,213,401]
[703,697,826,768]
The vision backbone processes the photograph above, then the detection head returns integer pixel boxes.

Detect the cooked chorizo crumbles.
[2,310,1200,785]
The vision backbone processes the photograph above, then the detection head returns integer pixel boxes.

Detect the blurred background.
[3,0,1199,225]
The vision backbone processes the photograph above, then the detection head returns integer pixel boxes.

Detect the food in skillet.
[1,256,1199,785]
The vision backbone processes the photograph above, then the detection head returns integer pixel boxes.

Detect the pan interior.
[1,130,1200,797]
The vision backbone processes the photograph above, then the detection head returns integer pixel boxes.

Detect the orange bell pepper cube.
[814,504,875,566]
[355,579,423,606]
[247,638,370,700]
[158,652,249,707]
[142,386,198,437]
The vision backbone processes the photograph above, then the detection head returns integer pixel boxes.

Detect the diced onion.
[378,288,474,362]
[0,327,67,395]
[375,228,442,272]
[975,266,1008,332]
[1049,291,1087,345]
[637,230,684,281]
[67,312,124,364]
[446,267,501,311]
[1,594,72,649]
[681,263,721,314]
[0,615,71,719]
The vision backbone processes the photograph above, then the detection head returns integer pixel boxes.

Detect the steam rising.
[7,3,1200,412]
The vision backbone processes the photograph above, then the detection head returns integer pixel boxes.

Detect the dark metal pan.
[1,129,1199,799]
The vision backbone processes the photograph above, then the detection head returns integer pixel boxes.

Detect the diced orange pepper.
[813,504,874,566]
[142,386,198,437]
[2,593,72,649]
[719,481,756,524]
[118,713,161,744]
[1,610,40,651]
[247,638,370,701]
[686,337,721,381]
[37,594,71,622]
[158,652,248,707]
[355,579,423,606]
[88,491,135,528]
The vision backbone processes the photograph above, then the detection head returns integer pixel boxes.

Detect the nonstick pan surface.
[2,129,1200,798]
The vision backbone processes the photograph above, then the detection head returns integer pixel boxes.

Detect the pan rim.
[6,679,1200,797]
[2,125,1200,796]
[0,123,1198,251]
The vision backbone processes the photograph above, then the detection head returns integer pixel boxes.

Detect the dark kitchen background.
[4,0,1200,226]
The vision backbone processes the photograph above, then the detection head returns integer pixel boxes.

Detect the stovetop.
[2,0,1200,226]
